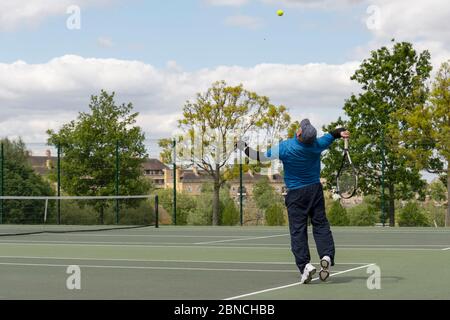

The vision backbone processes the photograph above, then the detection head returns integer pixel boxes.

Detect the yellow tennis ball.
[277,9,284,16]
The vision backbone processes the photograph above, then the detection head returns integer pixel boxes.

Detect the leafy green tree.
[287,121,300,139]
[265,202,286,226]
[395,61,449,225]
[423,202,446,227]
[347,197,379,226]
[322,42,432,226]
[328,201,349,226]
[252,177,285,225]
[47,91,151,220]
[158,138,175,164]
[0,138,54,223]
[253,177,278,210]
[163,81,290,225]
[347,205,379,226]
[398,201,429,227]
[189,195,213,225]
[429,179,447,202]
[221,191,240,226]
[156,188,194,225]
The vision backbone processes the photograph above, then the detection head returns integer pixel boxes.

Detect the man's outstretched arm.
[235,140,280,162]
[317,128,349,151]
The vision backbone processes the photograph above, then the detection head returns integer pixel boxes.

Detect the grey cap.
[300,119,317,144]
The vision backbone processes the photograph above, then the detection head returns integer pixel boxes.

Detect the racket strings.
[337,157,357,198]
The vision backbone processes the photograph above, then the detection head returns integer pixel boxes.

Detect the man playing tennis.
[237,119,349,284]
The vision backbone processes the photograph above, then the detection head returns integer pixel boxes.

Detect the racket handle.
[344,138,349,150]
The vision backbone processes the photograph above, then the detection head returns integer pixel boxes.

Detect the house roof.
[180,169,283,183]
[28,156,169,174]
[142,159,169,170]
[27,156,57,167]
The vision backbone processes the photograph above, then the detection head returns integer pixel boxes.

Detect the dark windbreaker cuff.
[331,128,346,139]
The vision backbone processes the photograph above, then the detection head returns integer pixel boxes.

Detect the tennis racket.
[336,138,358,199]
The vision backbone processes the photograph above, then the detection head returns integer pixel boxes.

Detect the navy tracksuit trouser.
[285,183,335,273]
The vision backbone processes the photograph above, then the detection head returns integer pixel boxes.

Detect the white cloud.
[0,0,118,31]
[365,0,449,41]
[0,55,360,143]
[224,15,264,30]
[353,0,450,69]
[166,60,183,72]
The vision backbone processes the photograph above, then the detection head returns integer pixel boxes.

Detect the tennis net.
[0,195,159,236]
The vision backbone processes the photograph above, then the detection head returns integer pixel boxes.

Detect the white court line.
[26,234,271,238]
[3,227,445,234]
[195,234,289,245]
[0,262,299,273]
[0,255,371,265]
[0,242,290,250]
[0,241,446,251]
[224,263,374,300]
[1,239,447,248]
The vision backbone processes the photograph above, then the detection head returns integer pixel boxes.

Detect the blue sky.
[0,0,448,151]
[1,0,370,69]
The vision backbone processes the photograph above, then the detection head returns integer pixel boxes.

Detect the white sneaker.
[300,263,316,284]
[319,256,331,281]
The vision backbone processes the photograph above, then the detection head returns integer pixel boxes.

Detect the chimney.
[193,166,199,176]
[46,149,51,158]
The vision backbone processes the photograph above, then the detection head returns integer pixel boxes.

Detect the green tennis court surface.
[0,226,449,300]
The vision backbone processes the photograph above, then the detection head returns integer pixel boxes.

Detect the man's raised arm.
[235,140,280,162]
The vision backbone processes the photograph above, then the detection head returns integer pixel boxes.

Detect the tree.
[429,179,447,202]
[166,81,290,225]
[398,201,429,227]
[252,177,285,225]
[47,90,151,220]
[322,42,432,226]
[157,188,195,225]
[395,61,449,226]
[347,196,379,226]
[265,202,286,226]
[158,138,174,164]
[328,201,349,226]
[220,186,240,226]
[0,138,54,223]
[253,177,277,211]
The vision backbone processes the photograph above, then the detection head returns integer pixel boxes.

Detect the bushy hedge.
[422,203,446,227]
[398,201,430,227]
[158,185,240,226]
[265,202,286,226]
[327,201,349,226]
[220,193,240,226]
[157,189,195,225]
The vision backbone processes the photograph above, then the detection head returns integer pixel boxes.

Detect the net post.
[154,194,159,228]
[115,140,120,224]
[57,144,61,225]
[381,131,386,227]
[172,139,177,225]
[0,142,4,224]
[44,198,49,223]
[239,149,243,227]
